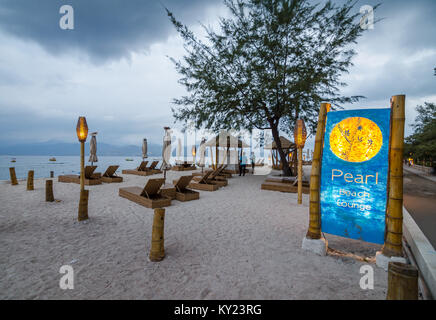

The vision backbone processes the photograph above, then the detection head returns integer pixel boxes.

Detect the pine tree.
[168,0,374,176]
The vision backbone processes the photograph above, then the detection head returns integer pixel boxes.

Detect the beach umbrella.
[198,137,206,172]
[142,138,148,159]
[177,138,182,161]
[88,132,98,166]
[161,127,172,180]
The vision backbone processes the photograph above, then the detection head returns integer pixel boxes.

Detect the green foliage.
[405,102,436,164]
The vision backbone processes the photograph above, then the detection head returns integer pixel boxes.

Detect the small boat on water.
[49,157,56,162]
[125,158,134,161]
[11,158,16,163]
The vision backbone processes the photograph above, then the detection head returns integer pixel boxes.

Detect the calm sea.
[0,156,163,181]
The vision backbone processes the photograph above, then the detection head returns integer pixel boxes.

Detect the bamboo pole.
[149,208,165,262]
[78,141,89,221]
[382,95,406,257]
[26,170,34,191]
[297,147,303,204]
[306,103,330,239]
[78,189,89,221]
[386,262,418,300]
[46,180,54,202]
[9,167,18,185]
[80,141,85,192]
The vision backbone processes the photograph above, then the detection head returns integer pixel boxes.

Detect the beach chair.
[145,160,162,174]
[173,175,199,201]
[192,167,228,187]
[122,161,154,176]
[137,161,149,171]
[58,166,102,185]
[119,178,171,209]
[100,165,123,183]
[188,170,220,191]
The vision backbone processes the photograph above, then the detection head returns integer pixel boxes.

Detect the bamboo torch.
[294,119,307,205]
[76,116,89,221]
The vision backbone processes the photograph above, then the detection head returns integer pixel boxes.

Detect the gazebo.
[264,136,296,170]
[205,132,249,172]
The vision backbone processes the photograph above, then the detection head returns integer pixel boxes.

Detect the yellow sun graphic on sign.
[329,117,383,162]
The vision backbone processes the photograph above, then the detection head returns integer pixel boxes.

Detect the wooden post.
[9,167,18,185]
[386,262,418,300]
[27,170,34,191]
[80,141,85,192]
[297,147,303,204]
[383,95,406,257]
[306,103,330,239]
[78,140,89,221]
[78,189,89,221]
[149,208,165,262]
[46,180,54,202]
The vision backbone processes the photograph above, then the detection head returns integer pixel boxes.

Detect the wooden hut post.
[9,167,18,185]
[306,103,330,240]
[149,208,165,262]
[46,180,54,202]
[382,95,406,258]
[26,170,34,191]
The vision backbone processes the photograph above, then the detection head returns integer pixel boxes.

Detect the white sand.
[0,167,388,299]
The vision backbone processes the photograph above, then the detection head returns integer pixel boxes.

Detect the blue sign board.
[320,108,391,244]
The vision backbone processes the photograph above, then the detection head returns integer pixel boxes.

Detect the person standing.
[239,152,247,176]
[250,152,255,174]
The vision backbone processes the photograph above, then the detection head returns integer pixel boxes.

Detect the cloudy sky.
[0,0,435,148]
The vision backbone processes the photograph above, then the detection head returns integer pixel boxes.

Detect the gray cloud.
[0,0,220,62]
[0,0,435,147]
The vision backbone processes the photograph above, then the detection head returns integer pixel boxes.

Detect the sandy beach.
[0,167,387,299]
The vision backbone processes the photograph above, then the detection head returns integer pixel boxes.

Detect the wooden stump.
[149,208,165,262]
[46,180,54,202]
[27,170,34,191]
[386,262,418,300]
[9,167,18,185]
[78,189,89,221]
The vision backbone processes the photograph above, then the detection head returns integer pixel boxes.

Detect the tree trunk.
[270,120,292,176]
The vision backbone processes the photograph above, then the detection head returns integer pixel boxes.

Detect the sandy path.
[0,168,387,299]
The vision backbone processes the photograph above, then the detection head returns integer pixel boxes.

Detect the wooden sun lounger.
[145,160,162,174]
[101,165,123,183]
[173,175,199,202]
[192,167,228,187]
[122,161,155,176]
[188,170,220,191]
[119,178,171,209]
[58,166,102,185]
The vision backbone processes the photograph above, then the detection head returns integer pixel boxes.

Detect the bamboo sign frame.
[306,96,405,255]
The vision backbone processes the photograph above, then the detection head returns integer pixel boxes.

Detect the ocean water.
[0,156,163,181]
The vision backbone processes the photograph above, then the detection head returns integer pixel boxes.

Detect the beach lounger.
[192,167,228,187]
[145,160,162,174]
[119,178,171,209]
[122,161,154,176]
[188,170,220,191]
[172,175,199,202]
[58,166,102,185]
[100,165,123,183]
[261,176,310,194]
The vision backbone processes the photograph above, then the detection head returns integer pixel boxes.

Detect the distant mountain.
[0,141,163,156]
